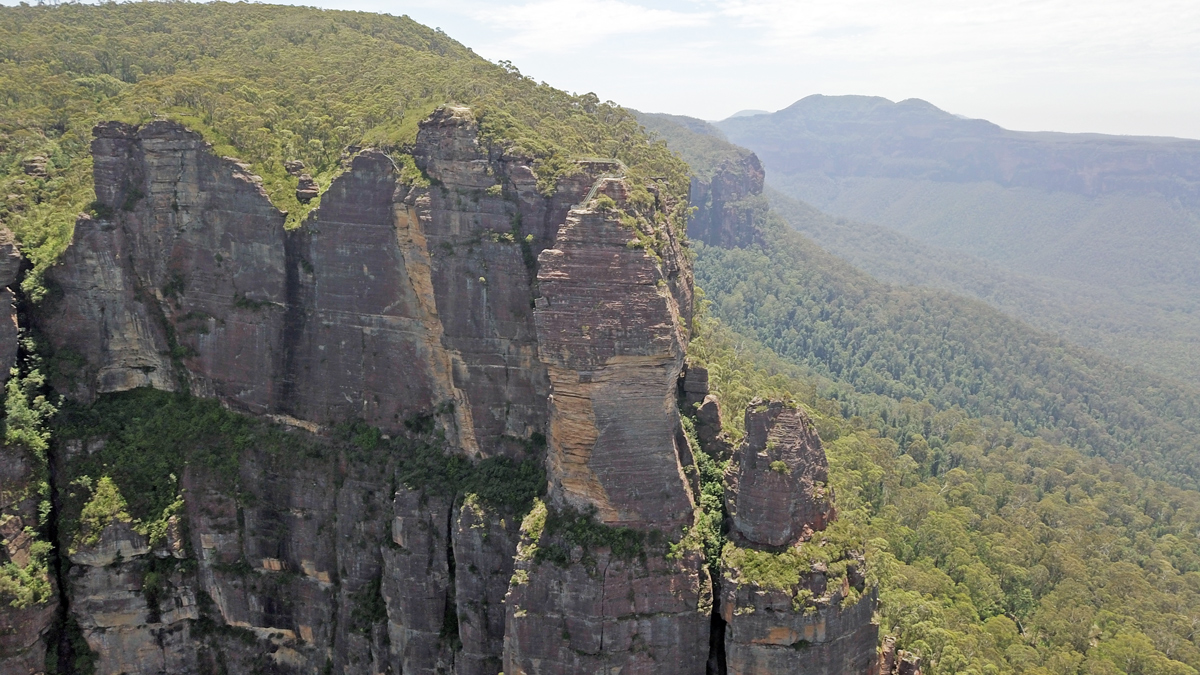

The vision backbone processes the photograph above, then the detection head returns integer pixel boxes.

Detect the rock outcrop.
[505,531,712,675]
[0,103,881,673]
[686,153,766,249]
[725,400,835,548]
[45,110,581,456]
[0,231,59,675]
[503,176,710,674]
[722,577,878,675]
[21,106,728,673]
[680,365,732,460]
[0,438,57,675]
[720,400,877,674]
[533,176,694,529]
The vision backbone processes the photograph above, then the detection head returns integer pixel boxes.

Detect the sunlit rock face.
[725,399,835,549]
[31,105,742,674]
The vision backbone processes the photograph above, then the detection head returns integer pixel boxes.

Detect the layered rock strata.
[725,400,835,548]
[721,400,877,674]
[49,112,576,454]
[722,576,878,675]
[505,533,712,675]
[503,178,710,674]
[533,177,695,529]
[23,106,718,673]
[0,102,885,673]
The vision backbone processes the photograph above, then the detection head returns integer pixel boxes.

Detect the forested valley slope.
[713,96,1200,388]
[640,109,1200,674]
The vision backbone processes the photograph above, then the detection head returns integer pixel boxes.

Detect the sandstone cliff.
[9,106,710,674]
[0,105,878,674]
[719,400,878,675]
[685,154,767,250]
[504,176,711,674]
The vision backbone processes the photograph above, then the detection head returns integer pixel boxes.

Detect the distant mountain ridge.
[713,94,1200,386]
[726,109,770,119]
[720,94,1200,201]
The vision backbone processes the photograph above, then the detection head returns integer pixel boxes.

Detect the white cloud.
[468,0,712,54]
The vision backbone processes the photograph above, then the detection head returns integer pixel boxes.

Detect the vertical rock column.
[532,177,694,529]
[0,232,59,674]
[503,179,711,674]
[721,399,878,675]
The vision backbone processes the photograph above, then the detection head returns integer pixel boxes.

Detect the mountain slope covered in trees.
[691,315,1200,675]
[714,95,1200,386]
[638,110,1200,490]
[641,107,1200,674]
[765,188,1200,386]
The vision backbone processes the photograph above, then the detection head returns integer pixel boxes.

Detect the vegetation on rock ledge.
[0,1,691,297]
[54,388,547,552]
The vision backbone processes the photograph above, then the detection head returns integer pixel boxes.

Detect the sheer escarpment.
[686,153,767,250]
[0,106,879,673]
[504,178,711,674]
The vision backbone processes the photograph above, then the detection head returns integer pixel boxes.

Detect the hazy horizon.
[4,0,1198,140]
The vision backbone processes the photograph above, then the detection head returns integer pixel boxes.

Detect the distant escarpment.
[0,105,878,673]
[633,110,770,250]
[686,152,768,250]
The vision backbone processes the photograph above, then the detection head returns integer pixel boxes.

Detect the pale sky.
[16,0,1200,138]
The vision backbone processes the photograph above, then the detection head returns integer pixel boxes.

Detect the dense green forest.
[632,104,1200,671]
[633,108,1200,491]
[694,227,1200,490]
[0,1,689,296]
[764,187,1200,389]
[691,314,1200,675]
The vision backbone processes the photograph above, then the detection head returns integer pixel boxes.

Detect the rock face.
[503,178,711,674]
[722,579,878,675]
[0,105,879,672]
[533,177,694,529]
[0,438,58,675]
[0,230,60,675]
[725,399,835,549]
[45,110,583,456]
[505,534,712,675]
[721,399,877,675]
[0,230,20,386]
[295,173,319,202]
[680,365,732,461]
[21,106,732,673]
[686,153,766,249]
